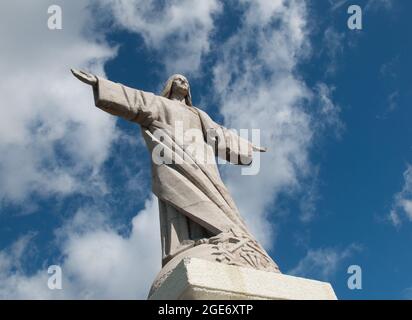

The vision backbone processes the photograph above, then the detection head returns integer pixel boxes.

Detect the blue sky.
[0,0,411,299]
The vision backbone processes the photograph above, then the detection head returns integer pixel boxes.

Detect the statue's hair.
[161,74,193,106]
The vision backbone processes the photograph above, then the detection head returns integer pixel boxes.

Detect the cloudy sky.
[0,0,411,299]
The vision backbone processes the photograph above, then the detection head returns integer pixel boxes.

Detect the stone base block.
[148,258,337,300]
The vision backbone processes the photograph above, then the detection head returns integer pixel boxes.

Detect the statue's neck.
[170,93,186,104]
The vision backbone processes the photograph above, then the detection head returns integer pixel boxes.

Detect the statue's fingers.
[70,68,80,77]
[252,146,267,152]
[71,68,87,77]
[71,68,87,81]
[78,70,92,80]
[82,71,97,83]
[79,70,90,76]
[70,68,96,85]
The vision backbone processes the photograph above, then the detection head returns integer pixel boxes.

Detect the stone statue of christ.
[71,69,280,293]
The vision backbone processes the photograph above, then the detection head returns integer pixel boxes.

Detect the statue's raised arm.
[70,68,159,125]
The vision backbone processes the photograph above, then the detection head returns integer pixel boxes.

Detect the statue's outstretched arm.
[70,68,158,124]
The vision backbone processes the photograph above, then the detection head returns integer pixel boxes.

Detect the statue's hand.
[71,68,97,86]
[252,145,267,152]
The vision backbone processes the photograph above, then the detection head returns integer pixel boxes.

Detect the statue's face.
[171,75,189,97]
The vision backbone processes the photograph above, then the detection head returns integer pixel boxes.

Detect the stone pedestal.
[148,258,337,300]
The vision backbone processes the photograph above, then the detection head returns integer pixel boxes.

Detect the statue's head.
[161,74,193,106]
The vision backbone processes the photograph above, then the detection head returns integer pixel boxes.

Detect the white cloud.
[288,244,361,281]
[212,0,340,247]
[380,56,400,79]
[329,0,349,11]
[389,209,402,227]
[388,165,412,226]
[387,90,400,112]
[0,232,56,299]
[322,27,345,76]
[96,0,222,76]
[60,197,161,299]
[314,83,343,134]
[0,197,161,299]
[0,0,117,204]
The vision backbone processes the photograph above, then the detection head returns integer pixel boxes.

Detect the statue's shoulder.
[192,106,208,117]
[193,107,219,130]
[192,106,208,120]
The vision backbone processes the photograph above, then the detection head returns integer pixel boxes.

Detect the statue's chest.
[162,102,202,132]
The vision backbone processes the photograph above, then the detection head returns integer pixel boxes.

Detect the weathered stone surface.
[149,258,338,300]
